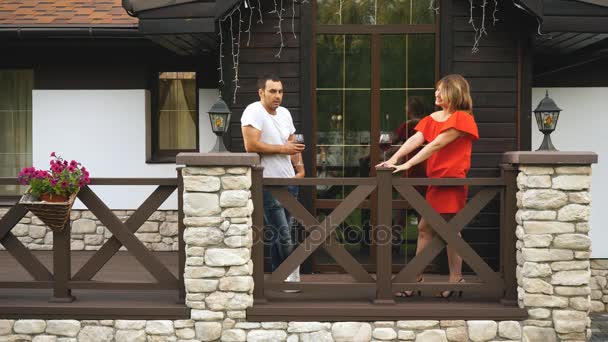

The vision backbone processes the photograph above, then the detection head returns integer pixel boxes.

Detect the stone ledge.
[502,151,598,165]
[176,153,260,166]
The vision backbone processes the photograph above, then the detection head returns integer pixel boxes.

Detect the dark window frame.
[147,70,200,164]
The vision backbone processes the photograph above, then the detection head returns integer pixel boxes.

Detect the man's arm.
[291,152,305,178]
[242,125,304,155]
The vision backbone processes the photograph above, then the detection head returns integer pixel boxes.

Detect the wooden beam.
[139,18,215,35]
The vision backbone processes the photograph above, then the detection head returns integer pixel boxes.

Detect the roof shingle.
[0,0,137,26]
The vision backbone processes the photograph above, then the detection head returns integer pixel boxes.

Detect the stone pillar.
[177,152,259,342]
[503,151,598,342]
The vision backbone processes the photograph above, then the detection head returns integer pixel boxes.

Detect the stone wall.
[0,155,599,341]
[0,209,179,252]
[591,259,608,313]
[0,318,528,342]
[515,165,593,341]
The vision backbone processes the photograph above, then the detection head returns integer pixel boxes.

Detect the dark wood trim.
[50,223,75,303]
[0,196,19,206]
[502,151,598,164]
[317,25,436,34]
[542,16,608,33]
[500,164,518,305]
[176,152,260,166]
[247,301,528,321]
[177,169,186,303]
[139,18,215,35]
[0,306,189,320]
[138,3,215,19]
[299,1,315,258]
[251,166,266,304]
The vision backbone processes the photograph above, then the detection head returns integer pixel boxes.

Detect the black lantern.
[208,96,231,152]
[533,90,562,151]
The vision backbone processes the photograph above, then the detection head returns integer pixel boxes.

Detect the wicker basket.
[20,191,78,232]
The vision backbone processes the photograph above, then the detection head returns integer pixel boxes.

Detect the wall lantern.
[208,95,232,152]
[533,90,562,151]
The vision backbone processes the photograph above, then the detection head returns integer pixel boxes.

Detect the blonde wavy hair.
[436,74,473,114]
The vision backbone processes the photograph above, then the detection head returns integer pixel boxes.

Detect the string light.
[218,0,309,102]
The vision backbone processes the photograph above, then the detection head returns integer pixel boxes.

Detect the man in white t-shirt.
[241,74,304,285]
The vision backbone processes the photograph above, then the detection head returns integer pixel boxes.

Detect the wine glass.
[294,133,305,166]
[379,132,392,162]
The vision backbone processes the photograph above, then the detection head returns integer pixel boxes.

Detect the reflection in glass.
[317,0,435,25]
[379,131,392,161]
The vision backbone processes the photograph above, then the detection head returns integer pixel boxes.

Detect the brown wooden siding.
[223,1,303,152]
[445,0,533,271]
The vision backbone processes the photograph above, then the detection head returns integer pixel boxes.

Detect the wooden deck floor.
[0,251,189,319]
[0,251,526,321]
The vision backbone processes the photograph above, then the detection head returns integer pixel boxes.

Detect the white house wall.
[532,87,607,258]
[32,89,218,210]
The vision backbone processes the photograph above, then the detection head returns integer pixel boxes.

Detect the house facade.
[0,0,607,338]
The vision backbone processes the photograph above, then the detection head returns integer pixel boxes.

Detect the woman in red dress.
[378,74,479,298]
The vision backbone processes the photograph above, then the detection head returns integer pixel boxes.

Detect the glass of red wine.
[379,132,392,162]
[294,133,305,145]
[294,134,305,166]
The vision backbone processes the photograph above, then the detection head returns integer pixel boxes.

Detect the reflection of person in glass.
[378,74,479,298]
[241,74,304,285]
[391,97,428,287]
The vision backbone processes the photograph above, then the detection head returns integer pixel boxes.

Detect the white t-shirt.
[241,101,296,178]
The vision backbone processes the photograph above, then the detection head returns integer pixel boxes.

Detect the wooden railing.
[250,165,520,319]
[0,174,185,303]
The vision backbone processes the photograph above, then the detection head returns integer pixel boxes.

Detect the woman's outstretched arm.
[376,131,425,168]
[392,128,464,173]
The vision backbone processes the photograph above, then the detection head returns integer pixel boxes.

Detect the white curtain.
[0,70,33,196]
[158,72,197,150]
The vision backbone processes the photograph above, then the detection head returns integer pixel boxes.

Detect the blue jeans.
[264,186,299,271]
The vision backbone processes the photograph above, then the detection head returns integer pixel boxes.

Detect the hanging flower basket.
[19,191,78,232]
[17,152,90,232]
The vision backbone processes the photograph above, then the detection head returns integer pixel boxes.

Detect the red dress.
[414,111,479,214]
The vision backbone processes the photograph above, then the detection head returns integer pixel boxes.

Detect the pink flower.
[50,152,56,157]
[70,160,78,167]
[61,181,67,188]
[68,166,75,172]
[50,179,58,186]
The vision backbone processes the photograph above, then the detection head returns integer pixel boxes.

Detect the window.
[0,70,33,200]
[150,71,198,162]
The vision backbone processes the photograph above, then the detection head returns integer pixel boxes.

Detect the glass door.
[312,0,437,273]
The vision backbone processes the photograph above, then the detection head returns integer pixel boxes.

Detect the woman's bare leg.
[396,217,433,297]
[416,217,435,256]
[443,214,463,282]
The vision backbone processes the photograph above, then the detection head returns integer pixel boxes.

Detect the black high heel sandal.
[438,278,465,299]
[395,275,424,298]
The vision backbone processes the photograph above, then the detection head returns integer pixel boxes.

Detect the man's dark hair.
[407,96,428,120]
[257,74,281,90]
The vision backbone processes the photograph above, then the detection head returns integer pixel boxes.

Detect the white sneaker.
[283,266,301,293]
